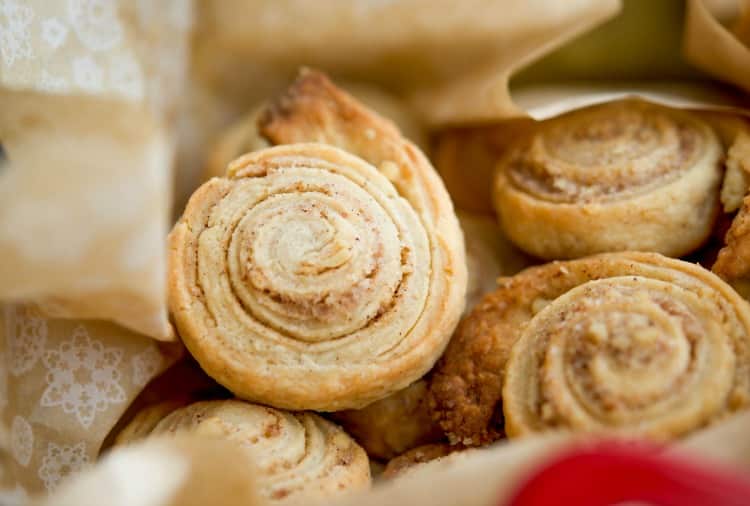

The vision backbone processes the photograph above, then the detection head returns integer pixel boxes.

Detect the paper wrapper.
[191,0,618,111]
[507,0,750,121]
[0,305,182,499]
[420,0,750,123]
[32,436,261,506]
[187,0,748,127]
[0,0,192,340]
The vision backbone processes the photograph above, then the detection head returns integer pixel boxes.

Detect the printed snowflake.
[38,442,89,491]
[39,69,70,92]
[10,416,33,467]
[0,0,34,67]
[6,305,47,377]
[41,18,69,50]
[108,51,144,100]
[40,325,126,428]
[67,0,123,52]
[131,344,163,388]
[72,55,103,92]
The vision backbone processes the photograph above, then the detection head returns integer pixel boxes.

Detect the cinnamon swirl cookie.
[204,83,426,181]
[169,70,466,410]
[493,100,723,260]
[712,121,750,296]
[118,399,370,503]
[430,252,750,444]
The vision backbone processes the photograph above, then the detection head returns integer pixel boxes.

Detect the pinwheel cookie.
[169,70,466,410]
[430,252,750,445]
[712,120,750,296]
[116,400,370,502]
[203,82,426,181]
[493,100,724,260]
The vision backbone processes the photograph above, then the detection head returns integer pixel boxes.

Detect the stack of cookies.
[113,69,750,500]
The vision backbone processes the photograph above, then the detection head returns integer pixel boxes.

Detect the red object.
[506,440,750,506]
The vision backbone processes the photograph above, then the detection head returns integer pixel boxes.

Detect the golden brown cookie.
[493,100,723,260]
[169,70,466,410]
[203,83,426,181]
[703,113,750,213]
[331,380,443,460]
[712,122,750,297]
[114,399,189,446]
[381,444,469,479]
[714,196,750,299]
[102,358,228,453]
[431,252,750,445]
[133,400,371,503]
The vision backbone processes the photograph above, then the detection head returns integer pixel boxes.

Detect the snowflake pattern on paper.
[40,325,126,428]
[72,55,103,92]
[131,344,163,388]
[6,306,48,377]
[108,51,144,100]
[67,0,123,52]
[0,0,35,67]
[10,416,33,467]
[38,442,89,491]
[39,69,70,92]
[41,17,69,50]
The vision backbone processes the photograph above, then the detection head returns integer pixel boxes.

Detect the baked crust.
[431,252,750,443]
[133,399,371,502]
[493,100,723,260]
[169,70,466,410]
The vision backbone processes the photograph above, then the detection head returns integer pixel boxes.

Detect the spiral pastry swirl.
[114,400,189,446]
[142,400,370,502]
[431,252,750,444]
[169,70,466,410]
[493,100,723,260]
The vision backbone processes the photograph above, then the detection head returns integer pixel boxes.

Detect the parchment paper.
[0,0,192,340]
[0,305,182,498]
